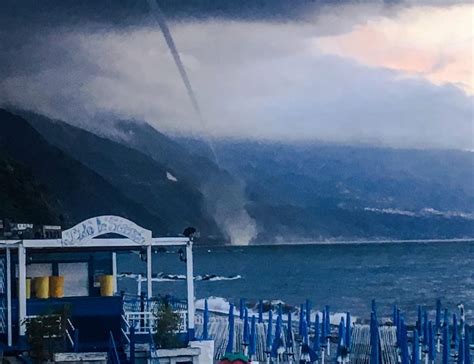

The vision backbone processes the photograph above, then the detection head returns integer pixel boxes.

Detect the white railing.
[65,318,75,347]
[22,314,76,348]
[65,328,74,348]
[125,312,156,334]
[124,310,188,334]
[176,310,187,333]
[66,318,75,332]
[121,314,131,343]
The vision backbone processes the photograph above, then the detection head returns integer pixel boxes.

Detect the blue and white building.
[0,215,196,354]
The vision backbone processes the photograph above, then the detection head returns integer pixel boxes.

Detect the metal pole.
[112,252,117,294]
[146,245,152,299]
[137,274,142,296]
[18,243,26,337]
[186,239,195,340]
[6,247,12,346]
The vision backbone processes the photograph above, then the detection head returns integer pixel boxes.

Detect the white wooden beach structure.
[0,215,196,348]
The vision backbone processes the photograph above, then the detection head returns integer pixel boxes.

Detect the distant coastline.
[207,237,474,247]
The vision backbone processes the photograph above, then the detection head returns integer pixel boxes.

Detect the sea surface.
[117,241,474,322]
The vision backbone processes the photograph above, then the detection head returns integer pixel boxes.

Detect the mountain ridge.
[0,109,167,232]
[1,109,473,243]
[176,137,474,241]
[21,111,221,238]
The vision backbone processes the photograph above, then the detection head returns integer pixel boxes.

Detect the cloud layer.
[0,2,472,149]
[315,4,473,94]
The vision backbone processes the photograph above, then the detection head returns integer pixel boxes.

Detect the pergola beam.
[14,237,189,249]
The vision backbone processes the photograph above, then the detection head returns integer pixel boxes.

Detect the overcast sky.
[0,1,472,149]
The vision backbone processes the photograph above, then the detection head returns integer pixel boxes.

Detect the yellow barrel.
[34,276,49,299]
[26,278,31,299]
[100,275,114,297]
[49,276,65,298]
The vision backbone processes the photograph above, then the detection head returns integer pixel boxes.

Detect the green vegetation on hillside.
[0,153,59,223]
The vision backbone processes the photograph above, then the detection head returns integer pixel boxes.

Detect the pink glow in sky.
[314,4,473,94]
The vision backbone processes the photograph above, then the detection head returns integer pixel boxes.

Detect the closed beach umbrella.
[436,299,442,331]
[457,336,464,364]
[398,310,404,348]
[302,316,309,345]
[402,327,410,364]
[325,306,331,354]
[413,329,420,364]
[345,312,351,350]
[306,300,311,330]
[313,314,321,355]
[399,316,405,359]
[417,306,423,334]
[258,300,263,323]
[266,310,273,351]
[249,315,257,358]
[239,298,245,320]
[423,310,429,347]
[203,299,209,340]
[464,325,471,364]
[226,304,235,354]
[443,324,449,364]
[324,305,331,336]
[400,322,409,364]
[371,299,377,316]
[321,310,327,344]
[243,308,250,345]
[392,305,397,325]
[337,317,346,362]
[325,306,331,337]
[338,317,345,346]
[444,308,449,328]
[299,304,305,336]
[396,309,401,347]
[428,321,436,362]
[370,311,379,364]
[287,310,293,348]
[453,313,458,348]
[271,315,283,358]
[435,301,442,352]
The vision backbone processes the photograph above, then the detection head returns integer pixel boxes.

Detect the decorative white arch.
[61,215,152,246]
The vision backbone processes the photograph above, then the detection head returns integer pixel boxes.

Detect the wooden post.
[18,243,26,337]
[186,240,195,340]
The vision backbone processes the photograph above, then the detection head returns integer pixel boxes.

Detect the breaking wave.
[364,207,474,220]
[195,296,357,324]
[118,272,242,282]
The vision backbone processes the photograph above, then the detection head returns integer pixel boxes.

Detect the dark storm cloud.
[0,0,472,150]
